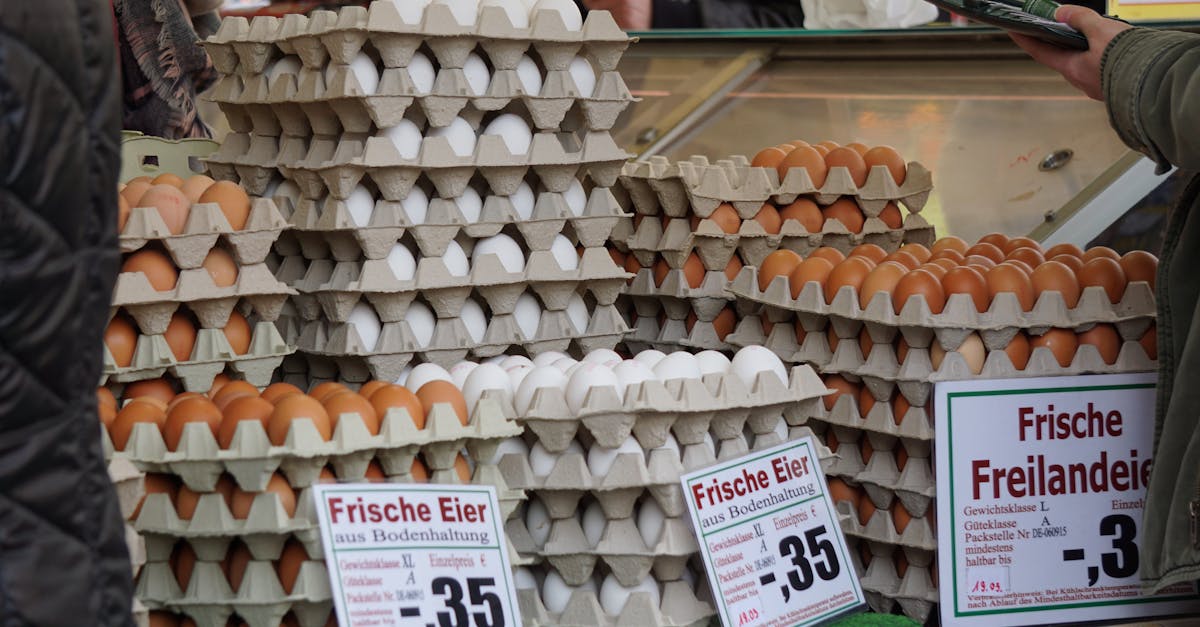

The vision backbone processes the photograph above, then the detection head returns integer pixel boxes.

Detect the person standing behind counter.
[1011,5,1200,593]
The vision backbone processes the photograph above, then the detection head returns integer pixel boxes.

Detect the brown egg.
[827,477,859,508]
[171,540,197,591]
[858,386,878,417]
[417,381,469,426]
[217,396,275,448]
[176,475,235,520]
[1031,328,1079,368]
[267,394,333,445]
[1051,254,1084,274]
[231,473,296,519]
[1078,324,1121,365]
[751,147,791,169]
[883,250,920,271]
[167,392,206,413]
[454,453,472,482]
[811,145,829,157]
[859,261,908,309]
[153,173,185,187]
[930,249,965,266]
[276,540,308,594]
[371,385,426,429]
[363,460,387,481]
[309,382,348,402]
[225,541,253,592]
[965,242,1005,264]
[860,436,874,464]
[901,245,932,262]
[1083,246,1121,262]
[859,327,875,357]
[607,247,626,268]
[411,456,430,482]
[893,269,946,315]
[825,147,869,187]
[109,400,167,450]
[926,259,956,275]
[752,204,782,234]
[822,374,858,411]
[163,396,223,451]
[139,184,192,234]
[964,255,997,271]
[825,257,874,305]
[209,373,231,397]
[849,243,888,265]
[1001,260,1034,277]
[124,378,177,406]
[986,264,1035,311]
[1002,237,1042,255]
[826,326,840,353]
[817,140,841,152]
[1078,257,1127,303]
[1030,260,1081,308]
[131,473,178,521]
[943,333,986,374]
[203,248,239,288]
[878,202,903,229]
[162,313,196,362]
[825,428,841,453]
[681,252,706,289]
[1140,324,1158,360]
[1007,247,1045,269]
[324,390,380,434]
[892,504,913,535]
[105,316,139,367]
[1120,251,1158,290]
[757,250,804,292]
[358,380,391,399]
[779,198,823,233]
[98,387,118,425]
[712,307,737,341]
[893,393,911,426]
[723,255,743,281]
[118,193,131,232]
[213,380,260,409]
[932,236,969,255]
[863,146,906,185]
[845,142,870,156]
[121,180,153,208]
[122,249,179,291]
[1045,243,1085,259]
[788,257,835,298]
[809,247,846,266]
[199,181,252,231]
[705,203,741,234]
[940,266,990,312]
[651,258,670,288]
[180,175,216,203]
[857,494,878,526]
[262,382,303,403]
[224,311,252,355]
[623,253,642,284]
[777,145,829,187]
[822,198,865,234]
[1004,332,1031,370]
[978,233,1009,250]
[793,321,805,345]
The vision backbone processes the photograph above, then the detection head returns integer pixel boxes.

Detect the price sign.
[682,437,865,627]
[935,373,1200,626]
[312,484,521,627]
[1108,0,1200,21]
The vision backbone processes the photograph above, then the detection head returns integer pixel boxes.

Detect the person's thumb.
[1054,5,1106,36]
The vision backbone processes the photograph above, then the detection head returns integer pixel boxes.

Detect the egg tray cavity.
[112,262,295,319]
[517,581,713,627]
[623,315,738,355]
[120,198,289,269]
[850,540,939,623]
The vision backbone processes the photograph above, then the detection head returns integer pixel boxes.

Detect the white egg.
[266,55,302,82]
[612,359,655,397]
[448,361,478,389]
[430,117,477,158]
[772,415,789,441]
[274,179,301,206]
[462,52,491,96]
[652,432,680,457]
[454,187,483,223]
[506,363,532,391]
[565,293,589,335]
[515,366,567,415]
[401,186,429,224]
[567,56,596,97]
[381,119,422,160]
[632,349,666,369]
[528,438,583,475]
[653,351,702,381]
[347,303,382,351]
[432,0,480,26]
[482,113,533,156]
[406,363,453,392]
[390,0,432,23]
[510,181,535,220]
[548,234,579,271]
[586,435,640,476]
[694,350,732,377]
[525,498,551,546]
[460,299,487,343]
[442,240,470,277]
[502,355,535,369]
[599,574,659,617]
[583,348,622,367]
[552,357,578,373]
[563,179,588,216]
[515,55,543,95]
[514,566,538,590]
[731,345,789,388]
[386,243,417,281]
[530,0,583,30]
[480,0,530,27]
[566,362,618,414]
[487,435,529,464]
[472,234,525,273]
[394,365,412,386]
[345,185,375,227]
[407,52,437,94]
[482,355,507,365]
[532,351,567,367]
[514,292,542,340]
[463,363,512,412]
[582,501,606,547]
[262,177,283,197]
[680,566,697,591]
[406,301,436,347]
[637,498,665,548]
[703,432,716,456]
[349,52,381,94]
[542,569,594,614]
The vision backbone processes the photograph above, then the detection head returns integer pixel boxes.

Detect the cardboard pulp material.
[119,199,289,270]
[101,321,292,392]
[111,262,295,324]
[623,315,737,355]
[812,385,934,459]
[499,450,683,521]
[835,500,937,555]
[132,491,316,562]
[856,549,938,623]
[516,580,714,627]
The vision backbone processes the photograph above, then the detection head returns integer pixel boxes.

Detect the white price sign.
[935,373,1200,626]
[312,484,520,627]
[682,437,865,627]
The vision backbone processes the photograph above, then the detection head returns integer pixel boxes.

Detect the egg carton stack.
[108,387,523,627]
[108,197,296,392]
[723,263,1157,621]
[613,154,935,355]
[481,348,832,626]
[200,0,635,384]
[109,457,151,626]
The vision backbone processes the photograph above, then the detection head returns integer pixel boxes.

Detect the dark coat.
[0,1,134,624]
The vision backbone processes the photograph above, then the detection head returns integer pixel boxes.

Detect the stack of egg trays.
[498,366,831,626]
[726,267,1157,621]
[114,397,524,627]
[107,198,296,392]
[620,265,738,355]
[110,457,149,581]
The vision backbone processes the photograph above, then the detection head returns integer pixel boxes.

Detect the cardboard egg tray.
[731,267,1157,352]
[836,500,936,559]
[101,321,292,392]
[852,544,938,623]
[119,199,288,269]
[622,315,736,355]
[620,155,934,218]
[823,438,934,523]
[136,558,332,627]
[516,581,714,627]
[112,262,294,328]
[625,268,733,321]
[110,458,149,577]
[104,400,520,492]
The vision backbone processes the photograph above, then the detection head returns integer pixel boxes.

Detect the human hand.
[1010,5,1132,100]
[582,0,653,30]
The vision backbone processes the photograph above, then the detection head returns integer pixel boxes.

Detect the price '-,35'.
[397,577,505,627]
[758,525,843,603]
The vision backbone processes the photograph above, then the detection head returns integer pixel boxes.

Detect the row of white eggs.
[384,0,585,30]
[525,492,671,550]
[345,287,589,349]
[380,233,585,279]
[516,567,682,616]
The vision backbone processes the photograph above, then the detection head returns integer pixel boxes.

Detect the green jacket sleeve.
[1102,28,1200,173]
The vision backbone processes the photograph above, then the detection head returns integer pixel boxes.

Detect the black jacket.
[0,1,133,625]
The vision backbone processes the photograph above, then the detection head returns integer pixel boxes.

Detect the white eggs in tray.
[406,300,437,347]
[463,52,492,96]
[516,55,544,95]
[464,362,513,411]
[400,185,429,224]
[407,362,453,392]
[345,184,375,227]
[460,298,488,343]
[347,302,382,351]
[473,233,525,273]
[731,345,788,387]
[408,52,437,94]
[566,361,617,414]
[385,242,417,281]
[515,365,567,415]
[513,291,542,341]
[442,240,471,276]
[599,574,660,617]
[430,116,477,157]
[483,113,533,157]
[585,435,640,476]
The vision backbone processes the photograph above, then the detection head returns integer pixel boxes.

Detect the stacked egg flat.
[614,141,933,355]
[109,175,296,393]
[201,0,634,384]
[724,235,1158,621]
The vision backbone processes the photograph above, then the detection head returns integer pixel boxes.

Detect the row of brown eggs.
[105,310,253,368]
[828,477,933,538]
[632,196,905,237]
[121,246,241,292]
[751,141,909,188]
[120,174,252,234]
